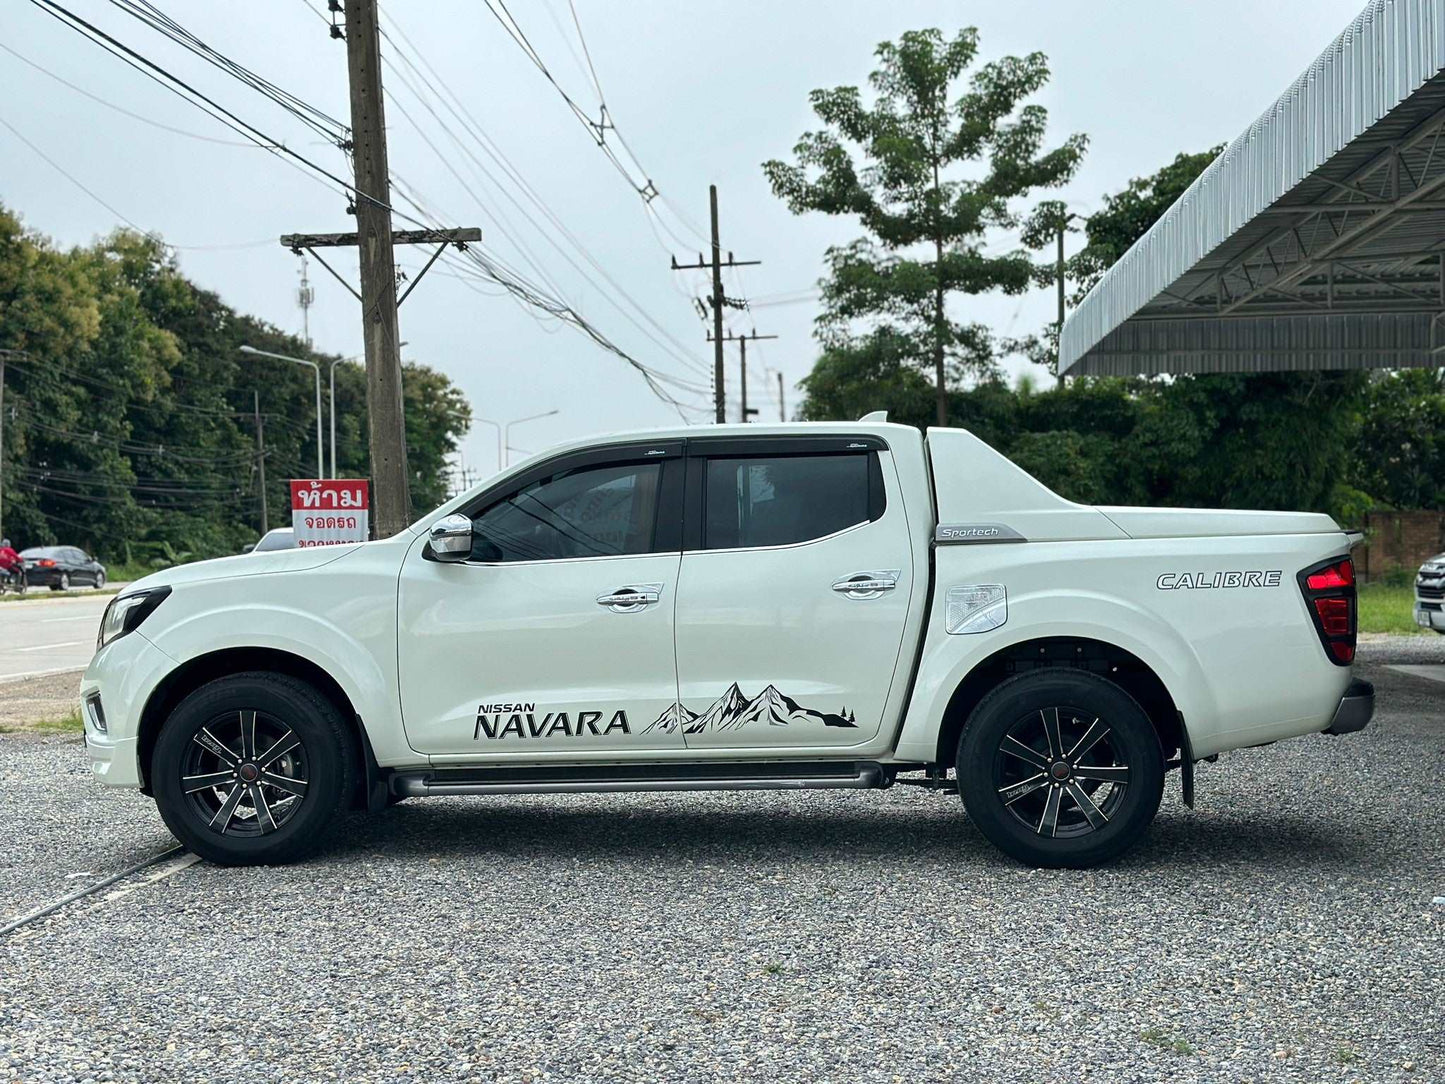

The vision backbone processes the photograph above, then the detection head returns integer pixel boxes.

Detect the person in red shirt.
[0,539,23,591]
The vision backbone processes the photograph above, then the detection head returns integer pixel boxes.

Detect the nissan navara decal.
[474,703,631,740]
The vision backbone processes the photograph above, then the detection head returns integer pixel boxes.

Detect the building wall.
[1358,510,1445,582]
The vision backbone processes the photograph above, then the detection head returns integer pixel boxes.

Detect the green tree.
[765,28,1086,424]
[1068,147,1224,300]
[0,202,472,563]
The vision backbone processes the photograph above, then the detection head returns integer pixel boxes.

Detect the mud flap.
[1179,712,1195,809]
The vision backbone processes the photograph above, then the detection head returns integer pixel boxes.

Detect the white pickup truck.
[82,418,1373,868]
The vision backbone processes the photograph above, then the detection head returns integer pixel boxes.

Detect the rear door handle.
[596,582,664,613]
[831,570,901,600]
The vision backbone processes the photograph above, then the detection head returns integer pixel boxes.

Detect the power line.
[377,16,711,381]
[0,39,263,147]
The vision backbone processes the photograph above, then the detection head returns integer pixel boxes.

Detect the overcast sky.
[2,0,1368,479]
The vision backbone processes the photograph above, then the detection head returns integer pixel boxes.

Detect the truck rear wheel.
[956,670,1164,869]
[152,672,356,866]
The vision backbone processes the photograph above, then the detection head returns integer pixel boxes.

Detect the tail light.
[37,559,55,568]
[1298,556,1356,665]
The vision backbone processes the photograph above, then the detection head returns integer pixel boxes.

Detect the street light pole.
[503,410,558,467]
[477,410,559,471]
[474,418,503,475]
[327,358,353,479]
[239,345,323,479]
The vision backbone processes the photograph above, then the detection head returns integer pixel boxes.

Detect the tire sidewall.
[152,673,352,865]
[958,670,1165,868]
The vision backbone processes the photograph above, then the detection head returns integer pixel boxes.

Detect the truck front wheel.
[151,672,356,866]
[956,670,1165,869]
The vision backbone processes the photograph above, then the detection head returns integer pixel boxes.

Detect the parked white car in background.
[81,418,1372,869]
[1417,552,1445,632]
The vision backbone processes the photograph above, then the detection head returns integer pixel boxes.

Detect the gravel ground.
[0,670,82,731]
[0,638,1440,1083]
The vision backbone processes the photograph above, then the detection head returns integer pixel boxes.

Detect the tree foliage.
[0,204,470,564]
[794,136,1444,521]
[765,28,1086,423]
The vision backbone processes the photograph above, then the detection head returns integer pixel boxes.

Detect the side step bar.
[392,761,886,798]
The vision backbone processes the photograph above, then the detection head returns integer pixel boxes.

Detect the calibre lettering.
[1157,568,1283,591]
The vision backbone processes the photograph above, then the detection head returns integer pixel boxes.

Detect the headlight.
[97,587,171,650]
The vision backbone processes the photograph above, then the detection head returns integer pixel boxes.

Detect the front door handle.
[596,582,664,613]
[831,570,901,600]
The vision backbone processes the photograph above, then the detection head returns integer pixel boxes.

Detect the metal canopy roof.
[1060,0,1445,377]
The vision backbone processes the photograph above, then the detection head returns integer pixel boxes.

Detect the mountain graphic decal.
[643,684,859,735]
[641,701,699,735]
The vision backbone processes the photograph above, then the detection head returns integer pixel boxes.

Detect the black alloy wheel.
[180,710,310,837]
[993,706,1130,838]
[153,672,356,865]
[957,670,1165,869]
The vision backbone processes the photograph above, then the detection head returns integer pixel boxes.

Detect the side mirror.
[427,513,473,562]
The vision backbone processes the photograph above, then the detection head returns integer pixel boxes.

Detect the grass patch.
[1333,1045,1363,1065]
[31,708,83,734]
[1140,1027,1195,1055]
[0,585,119,603]
[1357,582,1429,636]
[104,561,156,582]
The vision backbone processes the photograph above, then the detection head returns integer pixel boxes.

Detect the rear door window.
[703,454,878,549]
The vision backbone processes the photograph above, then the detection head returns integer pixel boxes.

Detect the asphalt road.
[0,638,1440,1083]
[0,592,114,682]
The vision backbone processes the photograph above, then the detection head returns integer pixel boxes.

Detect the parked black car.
[20,546,107,591]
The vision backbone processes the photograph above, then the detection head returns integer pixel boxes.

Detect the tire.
[152,672,356,866]
[956,669,1165,869]
[94,571,106,589]
[58,573,69,591]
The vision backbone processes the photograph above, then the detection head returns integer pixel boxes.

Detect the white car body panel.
[78,420,1359,794]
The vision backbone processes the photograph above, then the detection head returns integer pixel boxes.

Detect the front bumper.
[1414,603,1443,631]
[1323,678,1374,736]
[80,631,175,789]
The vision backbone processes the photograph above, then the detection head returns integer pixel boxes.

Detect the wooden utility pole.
[670,186,760,422]
[254,391,269,535]
[344,0,409,536]
[776,370,785,422]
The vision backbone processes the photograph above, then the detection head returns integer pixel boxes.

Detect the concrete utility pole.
[344,0,409,536]
[1054,211,1080,389]
[1056,224,1067,390]
[706,330,776,422]
[708,187,725,422]
[670,186,760,422]
[284,7,479,535]
[253,391,269,534]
